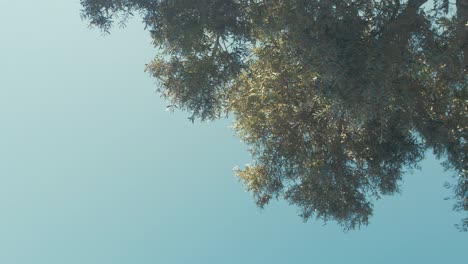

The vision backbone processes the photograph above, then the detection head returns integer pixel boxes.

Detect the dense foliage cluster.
[81,0,467,230]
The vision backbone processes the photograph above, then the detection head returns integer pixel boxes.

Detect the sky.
[0,1,466,263]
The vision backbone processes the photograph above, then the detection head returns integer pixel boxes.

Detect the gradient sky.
[0,1,466,263]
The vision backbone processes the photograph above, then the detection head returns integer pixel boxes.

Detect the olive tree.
[81,0,467,230]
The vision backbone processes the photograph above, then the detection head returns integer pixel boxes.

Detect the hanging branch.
[457,0,468,72]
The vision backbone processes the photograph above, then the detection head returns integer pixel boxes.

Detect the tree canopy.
[80,0,467,230]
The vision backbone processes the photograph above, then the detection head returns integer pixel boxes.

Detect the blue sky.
[0,1,466,263]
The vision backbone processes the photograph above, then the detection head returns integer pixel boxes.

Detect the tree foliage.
[81,0,467,230]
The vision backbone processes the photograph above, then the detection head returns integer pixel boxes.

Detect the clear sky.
[0,1,466,263]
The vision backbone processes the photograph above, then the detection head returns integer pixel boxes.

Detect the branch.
[384,0,428,34]
[371,0,428,38]
[407,0,429,8]
[456,0,468,71]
